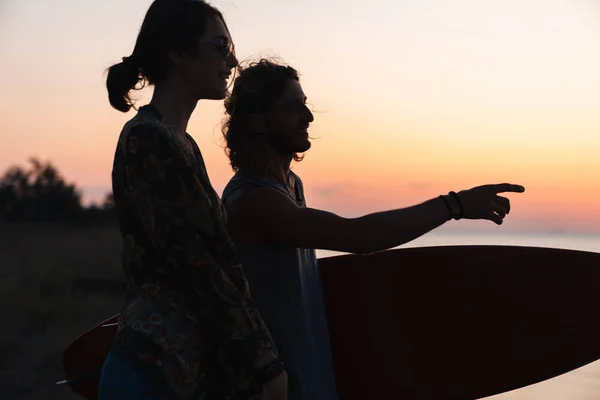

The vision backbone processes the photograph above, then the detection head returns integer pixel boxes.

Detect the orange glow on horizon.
[2,0,600,236]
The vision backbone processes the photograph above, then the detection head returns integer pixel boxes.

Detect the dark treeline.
[0,158,115,225]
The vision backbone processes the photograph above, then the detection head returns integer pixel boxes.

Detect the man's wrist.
[440,194,462,220]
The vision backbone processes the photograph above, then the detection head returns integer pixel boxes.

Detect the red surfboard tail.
[60,314,119,400]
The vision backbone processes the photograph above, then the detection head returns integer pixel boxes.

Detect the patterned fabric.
[109,105,276,399]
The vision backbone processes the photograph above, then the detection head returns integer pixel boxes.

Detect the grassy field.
[0,223,125,400]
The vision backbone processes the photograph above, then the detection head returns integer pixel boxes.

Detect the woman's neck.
[150,81,198,136]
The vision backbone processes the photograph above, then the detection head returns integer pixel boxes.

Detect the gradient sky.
[2,3,600,398]
[1,0,600,234]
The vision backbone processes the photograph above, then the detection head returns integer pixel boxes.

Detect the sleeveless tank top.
[222,171,339,400]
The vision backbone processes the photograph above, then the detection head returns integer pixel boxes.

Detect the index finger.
[493,183,525,193]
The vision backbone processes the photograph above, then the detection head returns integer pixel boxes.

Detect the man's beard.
[265,130,311,156]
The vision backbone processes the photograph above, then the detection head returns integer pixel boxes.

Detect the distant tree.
[0,158,83,222]
[101,192,114,212]
[79,191,117,224]
[0,166,27,221]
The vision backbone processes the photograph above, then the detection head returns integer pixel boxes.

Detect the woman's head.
[223,59,314,173]
[106,0,238,112]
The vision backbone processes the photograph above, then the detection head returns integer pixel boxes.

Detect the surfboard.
[57,315,119,399]
[59,245,600,399]
[320,245,600,400]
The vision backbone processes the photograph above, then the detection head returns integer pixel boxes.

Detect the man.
[220,59,525,400]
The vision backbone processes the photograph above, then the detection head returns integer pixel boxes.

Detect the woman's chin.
[201,87,228,101]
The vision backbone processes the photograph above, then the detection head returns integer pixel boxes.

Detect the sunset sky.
[2,0,600,234]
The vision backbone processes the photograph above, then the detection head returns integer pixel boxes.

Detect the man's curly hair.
[222,58,304,172]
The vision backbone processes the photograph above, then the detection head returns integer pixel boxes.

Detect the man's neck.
[267,154,293,184]
[150,79,198,137]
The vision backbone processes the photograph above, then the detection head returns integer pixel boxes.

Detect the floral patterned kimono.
[102,104,276,400]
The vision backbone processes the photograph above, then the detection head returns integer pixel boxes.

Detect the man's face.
[264,79,314,156]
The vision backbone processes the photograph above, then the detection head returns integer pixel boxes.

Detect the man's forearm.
[234,186,455,255]
[350,196,452,254]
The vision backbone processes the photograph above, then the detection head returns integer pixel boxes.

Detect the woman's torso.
[110,105,260,400]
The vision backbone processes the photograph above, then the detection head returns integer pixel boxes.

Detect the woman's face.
[175,15,238,100]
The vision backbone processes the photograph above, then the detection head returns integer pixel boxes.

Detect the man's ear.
[247,114,267,134]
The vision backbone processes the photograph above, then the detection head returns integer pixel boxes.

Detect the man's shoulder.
[223,171,280,193]
[221,171,259,205]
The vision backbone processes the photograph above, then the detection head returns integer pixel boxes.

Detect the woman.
[99,1,287,399]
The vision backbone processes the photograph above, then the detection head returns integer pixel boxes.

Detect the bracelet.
[254,358,286,385]
[440,193,462,220]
